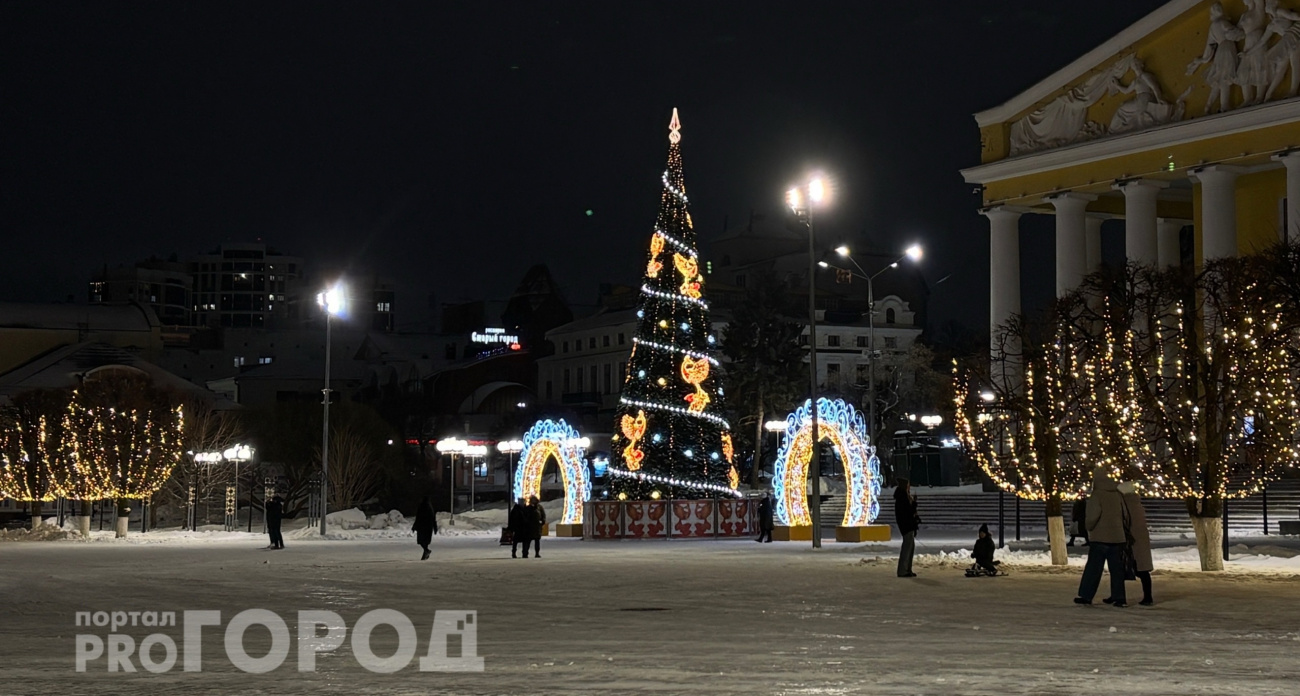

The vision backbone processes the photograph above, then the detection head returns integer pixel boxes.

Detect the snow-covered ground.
[2,524,1299,694]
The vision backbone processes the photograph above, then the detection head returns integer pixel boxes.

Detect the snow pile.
[369,510,406,529]
[324,508,368,530]
[282,507,497,540]
[0,525,77,542]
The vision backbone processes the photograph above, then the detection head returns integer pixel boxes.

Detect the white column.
[1192,166,1243,260]
[1274,150,1300,243]
[1156,218,1190,269]
[984,207,1021,340]
[1046,193,1096,295]
[1115,179,1167,266]
[983,206,1022,391]
[1085,215,1104,274]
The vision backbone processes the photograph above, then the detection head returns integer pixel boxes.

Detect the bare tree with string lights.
[0,389,71,530]
[953,306,1092,566]
[1067,259,1300,571]
[62,372,186,538]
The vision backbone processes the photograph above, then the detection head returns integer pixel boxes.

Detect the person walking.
[508,498,526,558]
[1068,495,1089,546]
[1111,481,1154,606]
[265,494,285,550]
[413,496,437,560]
[1075,468,1128,607]
[756,493,774,543]
[894,478,921,577]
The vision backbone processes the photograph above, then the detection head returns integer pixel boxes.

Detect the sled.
[964,563,1007,577]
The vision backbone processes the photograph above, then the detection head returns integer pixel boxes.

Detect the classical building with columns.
[962,0,1300,353]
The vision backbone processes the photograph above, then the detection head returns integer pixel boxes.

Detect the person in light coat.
[1112,481,1154,606]
[1074,468,1128,607]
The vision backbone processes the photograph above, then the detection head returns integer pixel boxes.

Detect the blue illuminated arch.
[772,398,881,527]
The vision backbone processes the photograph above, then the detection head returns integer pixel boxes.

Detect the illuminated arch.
[772,398,881,527]
[513,419,592,525]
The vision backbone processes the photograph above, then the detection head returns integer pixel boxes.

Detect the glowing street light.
[808,177,826,204]
[824,245,924,448]
[317,282,346,536]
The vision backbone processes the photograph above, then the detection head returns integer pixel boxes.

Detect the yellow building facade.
[962,0,1300,346]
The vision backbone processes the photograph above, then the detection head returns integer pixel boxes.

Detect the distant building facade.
[190,243,303,329]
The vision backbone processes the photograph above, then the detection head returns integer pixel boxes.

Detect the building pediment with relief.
[979,0,1300,162]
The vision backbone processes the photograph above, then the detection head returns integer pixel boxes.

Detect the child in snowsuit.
[972,523,998,574]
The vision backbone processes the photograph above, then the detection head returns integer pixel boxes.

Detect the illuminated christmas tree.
[608,109,736,499]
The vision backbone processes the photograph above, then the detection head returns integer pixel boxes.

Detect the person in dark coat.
[973,523,997,574]
[413,496,437,560]
[1068,496,1090,546]
[756,494,774,543]
[521,497,543,558]
[265,495,285,550]
[508,498,526,558]
[894,479,921,577]
[1075,468,1128,607]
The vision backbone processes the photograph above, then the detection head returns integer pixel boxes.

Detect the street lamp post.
[222,444,254,532]
[436,437,467,525]
[826,244,922,450]
[317,283,345,536]
[788,177,827,548]
[194,445,253,533]
[464,444,488,511]
[498,439,524,502]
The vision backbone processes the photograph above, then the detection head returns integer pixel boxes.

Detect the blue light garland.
[606,466,741,497]
[632,337,719,365]
[619,396,731,429]
[641,284,709,309]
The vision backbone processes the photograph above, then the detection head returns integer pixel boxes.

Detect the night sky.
[0,1,1166,332]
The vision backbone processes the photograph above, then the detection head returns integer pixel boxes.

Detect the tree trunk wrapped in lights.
[0,389,71,530]
[62,372,185,538]
[1068,260,1300,571]
[608,109,735,500]
[953,310,1091,566]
